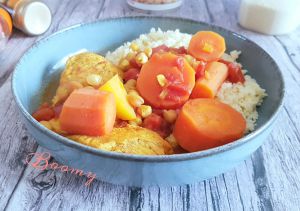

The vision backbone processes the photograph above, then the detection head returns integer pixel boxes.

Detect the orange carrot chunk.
[188,31,226,62]
[59,87,116,136]
[137,52,195,109]
[174,99,246,152]
[190,61,228,99]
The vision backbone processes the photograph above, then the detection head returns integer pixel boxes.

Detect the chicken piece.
[68,126,173,155]
[52,52,122,105]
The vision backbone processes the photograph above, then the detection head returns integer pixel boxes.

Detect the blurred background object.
[0,0,51,36]
[0,7,12,50]
[127,0,183,11]
[239,0,300,35]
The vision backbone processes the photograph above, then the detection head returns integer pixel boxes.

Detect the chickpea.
[86,74,102,87]
[144,47,152,57]
[124,79,137,92]
[163,109,177,123]
[135,52,148,65]
[137,105,152,118]
[127,91,144,108]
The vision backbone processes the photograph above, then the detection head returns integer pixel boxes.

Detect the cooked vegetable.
[137,52,195,109]
[100,75,136,120]
[143,113,171,138]
[188,31,226,62]
[137,105,152,118]
[59,88,116,136]
[191,61,228,98]
[173,99,246,152]
[162,109,177,123]
[135,52,148,65]
[127,90,144,108]
[152,45,187,55]
[219,59,245,83]
[123,68,140,82]
[195,61,207,80]
[32,103,55,121]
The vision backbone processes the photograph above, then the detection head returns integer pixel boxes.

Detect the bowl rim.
[12,16,285,162]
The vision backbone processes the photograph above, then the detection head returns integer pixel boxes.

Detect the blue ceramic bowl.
[12,17,284,187]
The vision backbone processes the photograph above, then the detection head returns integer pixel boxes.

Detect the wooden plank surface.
[0,0,299,210]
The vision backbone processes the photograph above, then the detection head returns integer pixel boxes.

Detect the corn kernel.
[144,47,152,57]
[130,42,139,51]
[159,89,168,99]
[127,91,144,108]
[135,52,148,65]
[202,42,214,53]
[124,79,137,92]
[86,74,102,87]
[119,59,130,70]
[156,74,167,87]
[137,105,152,118]
[163,110,177,123]
[128,115,142,126]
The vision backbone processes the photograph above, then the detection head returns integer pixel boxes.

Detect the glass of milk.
[239,0,300,35]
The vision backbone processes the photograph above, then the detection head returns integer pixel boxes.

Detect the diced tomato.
[219,59,245,83]
[152,45,170,54]
[152,45,187,56]
[165,84,189,102]
[152,108,164,116]
[129,58,142,68]
[32,103,55,121]
[169,46,187,54]
[195,61,206,80]
[124,68,140,82]
[143,113,171,138]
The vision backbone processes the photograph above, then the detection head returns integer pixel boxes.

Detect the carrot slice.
[188,31,226,62]
[173,99,246,152]
[59,87,116,136]
[137,52,195,109]
[190,61,228,98]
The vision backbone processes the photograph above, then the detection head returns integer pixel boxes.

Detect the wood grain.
[0,0,299,210]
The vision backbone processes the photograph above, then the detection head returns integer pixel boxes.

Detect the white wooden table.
[0,0,299,210]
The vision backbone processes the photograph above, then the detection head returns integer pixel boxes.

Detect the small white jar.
[239,0,300,35]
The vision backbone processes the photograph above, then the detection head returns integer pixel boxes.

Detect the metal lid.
[13,0,51,36]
